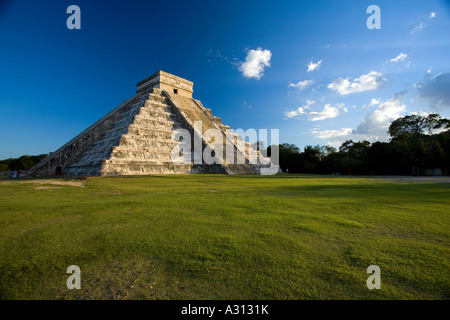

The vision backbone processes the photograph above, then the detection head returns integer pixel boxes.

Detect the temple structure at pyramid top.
[29,71,277,177]
[136,70,194,98]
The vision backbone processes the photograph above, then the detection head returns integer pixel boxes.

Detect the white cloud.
[355,91,408,140]
[284,99,315,119]
[307,60,322,72]
[363,98,381,109]
[285,107,306,118]
[390,52,408,63]
[285,98,350,121]
[311,128,353,139]
[411,22,425,34]
[289,80,313,90]
[308,104,340,121]
[285,101,345,121]
[305,99,315,106]
[429,12,436,19]
[239,48,272,79]
[328,71,386,95]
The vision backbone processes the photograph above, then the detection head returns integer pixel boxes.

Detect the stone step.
[85,126,184,158]
[110,149,177,161]
[138,107,176,121]
[144,100,170,108]
[74,151,115,165]
[131,101,145,109]
[147,93,166,104]
[104,158,183,163]
[115,112,139,122]
[105,105,177,136]
[64,164,104,177]
[64,159,194,176]
[104,110,141,131]
[101,160,194,175]
[119,107,143,121]
[117,137,179,149]
[144,102,173,114]
[126,131,173,141]
[65,159,105,172]
[104,123,131,139]
[125,126,175,138]
[104,117,180,140]
[82,147,116,160]
[102,128,128,140]
[91,135,123,148]
[131,115,181,129]
[114,145,178,154]
[77,149,112,160]
[116,112,140,123]
[66,159,104,167]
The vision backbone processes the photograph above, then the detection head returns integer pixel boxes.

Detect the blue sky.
[1,0,449,159]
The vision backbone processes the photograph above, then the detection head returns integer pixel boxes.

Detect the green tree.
[268,143,302,173]
[389,113,445,137]
[301,145,324,173]
[338,140,370,174]
[388,114,447,175]
[251,141,265,151]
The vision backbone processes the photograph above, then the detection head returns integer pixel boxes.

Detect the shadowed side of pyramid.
[164,91,256,175]
[29,71,276,177]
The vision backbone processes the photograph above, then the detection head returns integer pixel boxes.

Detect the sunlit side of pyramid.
[29,71,273,177]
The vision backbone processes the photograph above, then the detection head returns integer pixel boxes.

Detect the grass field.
[0,174,448,300]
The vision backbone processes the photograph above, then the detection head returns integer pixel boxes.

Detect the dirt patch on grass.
[0,179,85,191]
[0,179,85,187]
[34,186,63,190]
[24,179,84,187]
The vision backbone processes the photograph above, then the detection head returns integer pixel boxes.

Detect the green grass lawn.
[0,174,448,300]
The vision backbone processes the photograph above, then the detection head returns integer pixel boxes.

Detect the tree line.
[0,154,48,172]
[264,113,450,176]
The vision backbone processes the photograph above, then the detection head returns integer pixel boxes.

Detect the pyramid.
[29,71,277,177]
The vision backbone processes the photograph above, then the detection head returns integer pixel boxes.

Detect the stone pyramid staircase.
[65,90,197,176]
